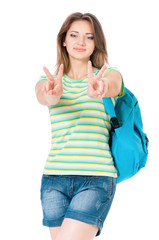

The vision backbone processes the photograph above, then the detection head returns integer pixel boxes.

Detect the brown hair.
[55,12,108,75]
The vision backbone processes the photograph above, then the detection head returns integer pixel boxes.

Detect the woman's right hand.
[43,64,64,96]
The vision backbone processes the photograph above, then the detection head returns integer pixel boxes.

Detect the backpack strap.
[102,97,120,129]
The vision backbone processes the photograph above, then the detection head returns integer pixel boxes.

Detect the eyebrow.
[69,31,94,35]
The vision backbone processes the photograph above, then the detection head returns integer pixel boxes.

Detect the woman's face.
[63,20,95,62]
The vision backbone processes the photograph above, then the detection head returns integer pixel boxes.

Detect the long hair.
[55,12,108,75]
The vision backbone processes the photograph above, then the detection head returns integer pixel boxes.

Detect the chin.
[70,52,92,61]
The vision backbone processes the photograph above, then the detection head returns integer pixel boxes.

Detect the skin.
[36,20,122,240]
[41,60,107,100]
[63,20,95,79]
[36,20,122,106]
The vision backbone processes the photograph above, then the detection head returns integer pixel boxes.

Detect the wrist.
[44,92,61,106]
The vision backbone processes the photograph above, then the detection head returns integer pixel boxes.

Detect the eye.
[70,34,78,38]
[87,36,94,40]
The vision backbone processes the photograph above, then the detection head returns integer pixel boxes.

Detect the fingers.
[43,66,54,81]
[88,60,93,79]
[88,79,104,98]
[46,85,62,95]
[102,80,108,97]
[88,78,108,98]
[96,64,107,80]
[44,80,52,92]
[97,80,104,94]
[57,64,64,80]
[88,61,107,81]
[42,64,63,96]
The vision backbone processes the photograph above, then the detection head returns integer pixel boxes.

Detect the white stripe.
[51,132,110,143]
[48,155,113,162]
[43,169,117,177]
[50,111,110,123]
[45,162,116,171]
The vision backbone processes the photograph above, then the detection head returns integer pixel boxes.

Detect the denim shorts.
[40,174,116,236]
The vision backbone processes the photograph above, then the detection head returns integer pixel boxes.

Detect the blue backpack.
[103,88,149,184]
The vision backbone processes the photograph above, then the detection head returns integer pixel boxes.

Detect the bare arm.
[102,70,122,98]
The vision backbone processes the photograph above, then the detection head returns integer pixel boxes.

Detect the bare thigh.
[54,218,99,240]
[49,226,61,240]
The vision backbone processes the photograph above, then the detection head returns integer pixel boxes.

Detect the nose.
[77,36,86,46]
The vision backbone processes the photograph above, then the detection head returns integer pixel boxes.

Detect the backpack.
[103,88,149,184]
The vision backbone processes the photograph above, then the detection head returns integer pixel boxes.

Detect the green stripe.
[51,100,103,109]
[63,85,86,91]
[46,160,113,166]
[60,95,87,101]
[51,122,109,131]
[39,75,48,80]
[52,129,109,138]
[63,88,86,94]
[52,132,109,139]
[37,67,123,177]
[63,81,87,89]
[63,79,87,84]
[50,145,110,151]
[44,167,117,174]
[51,138,109,144]
[50,108,105,117]
[48,152,111,158]
[50,115,110,125]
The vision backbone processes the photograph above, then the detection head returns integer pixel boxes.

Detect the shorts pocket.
[108,177,116,200]
[40,175,51,196]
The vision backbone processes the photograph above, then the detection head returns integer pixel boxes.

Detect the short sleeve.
[38,75,49,82]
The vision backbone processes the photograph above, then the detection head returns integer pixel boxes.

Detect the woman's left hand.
[87,60,108,99]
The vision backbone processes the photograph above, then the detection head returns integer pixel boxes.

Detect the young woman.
[36,12,124,240]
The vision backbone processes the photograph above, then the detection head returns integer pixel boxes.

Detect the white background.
[0,0,158,239]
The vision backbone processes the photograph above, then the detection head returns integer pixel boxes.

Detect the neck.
[66,58,96,80]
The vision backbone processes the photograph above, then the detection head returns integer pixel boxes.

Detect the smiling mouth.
[74,48,86,52]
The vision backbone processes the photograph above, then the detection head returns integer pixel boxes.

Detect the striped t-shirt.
[37,67,124,178]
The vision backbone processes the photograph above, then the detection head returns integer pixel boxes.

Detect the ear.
[63,42,66,47]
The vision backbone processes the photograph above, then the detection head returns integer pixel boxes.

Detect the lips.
[74,48,86,52]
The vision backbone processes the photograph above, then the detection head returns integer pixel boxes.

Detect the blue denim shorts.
[40,174,116,236]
